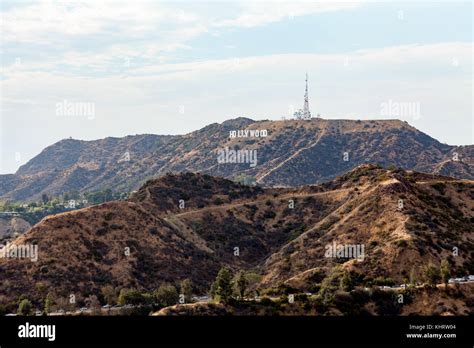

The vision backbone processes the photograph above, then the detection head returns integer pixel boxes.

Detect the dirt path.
[172,187,352,218]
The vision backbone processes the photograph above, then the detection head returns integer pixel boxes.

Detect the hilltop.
[0,118,472,202]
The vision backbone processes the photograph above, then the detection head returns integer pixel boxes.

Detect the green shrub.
[18,299,33,315]
[154,283,179,307]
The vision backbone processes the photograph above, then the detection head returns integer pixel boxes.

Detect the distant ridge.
[0,117,472,202]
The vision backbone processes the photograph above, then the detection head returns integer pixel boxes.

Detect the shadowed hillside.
[0,166,472,313]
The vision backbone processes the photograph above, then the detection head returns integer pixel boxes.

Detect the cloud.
[91,42,470,82]
[2,42,470,137]
[0,0,364,75]
[212,0,365,28]
[3,42,470,97]
[0,1,209,75]
[1,0,200,43]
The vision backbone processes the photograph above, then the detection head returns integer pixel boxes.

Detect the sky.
[0,0,472,174]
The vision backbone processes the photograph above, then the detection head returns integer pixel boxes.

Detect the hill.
[1,118,472,202]
[0,166,472,311]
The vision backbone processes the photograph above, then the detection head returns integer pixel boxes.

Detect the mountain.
[0,216,31,241]
[260,167,474,289]
[0,166,472,309]
[1,118,472,202]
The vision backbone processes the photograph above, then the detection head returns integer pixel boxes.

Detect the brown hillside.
[0,167,472,310]
[1,118,472,202]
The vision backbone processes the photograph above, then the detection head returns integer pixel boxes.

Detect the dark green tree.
[154,283,179,307]
[212,267,233,303]
[41,193,49,205]
[235,271,248,299]
[118,289,147,306]
[424,263,441,286]
[440,260,451,288]
[179,279,193,303]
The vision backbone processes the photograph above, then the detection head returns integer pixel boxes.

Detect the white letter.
[18,324,26,338]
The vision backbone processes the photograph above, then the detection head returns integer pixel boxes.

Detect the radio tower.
[294,73,312,120]
[302,72,311,119]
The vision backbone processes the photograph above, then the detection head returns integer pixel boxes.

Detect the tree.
[235,271,248,299]
[209,281,217,299]
[440,260,451,288]
[424,263,440,286]
[41,193,49,205]
[18,299,32,315]
[212,267,233,303]
[85,295,101,314]
[318,266,345,304]
[44,293,55,314]
[154,283,179,307]
[179,279,193,303]
[117,289,129,306]
[245,272,262,297]
[101,285,117,305]
[55,296,75,313]
[118,289,147,306]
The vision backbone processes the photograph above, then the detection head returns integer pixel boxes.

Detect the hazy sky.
[0,0,472,174]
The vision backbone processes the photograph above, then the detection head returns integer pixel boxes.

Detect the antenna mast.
[293,73,313,120]
[303,73,311,119]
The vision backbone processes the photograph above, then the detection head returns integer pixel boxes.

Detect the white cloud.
[212,0,365,28]
[1,0,200,43]
[0,0,364,73]
[0,0,211,78]
[2,42,471,147]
